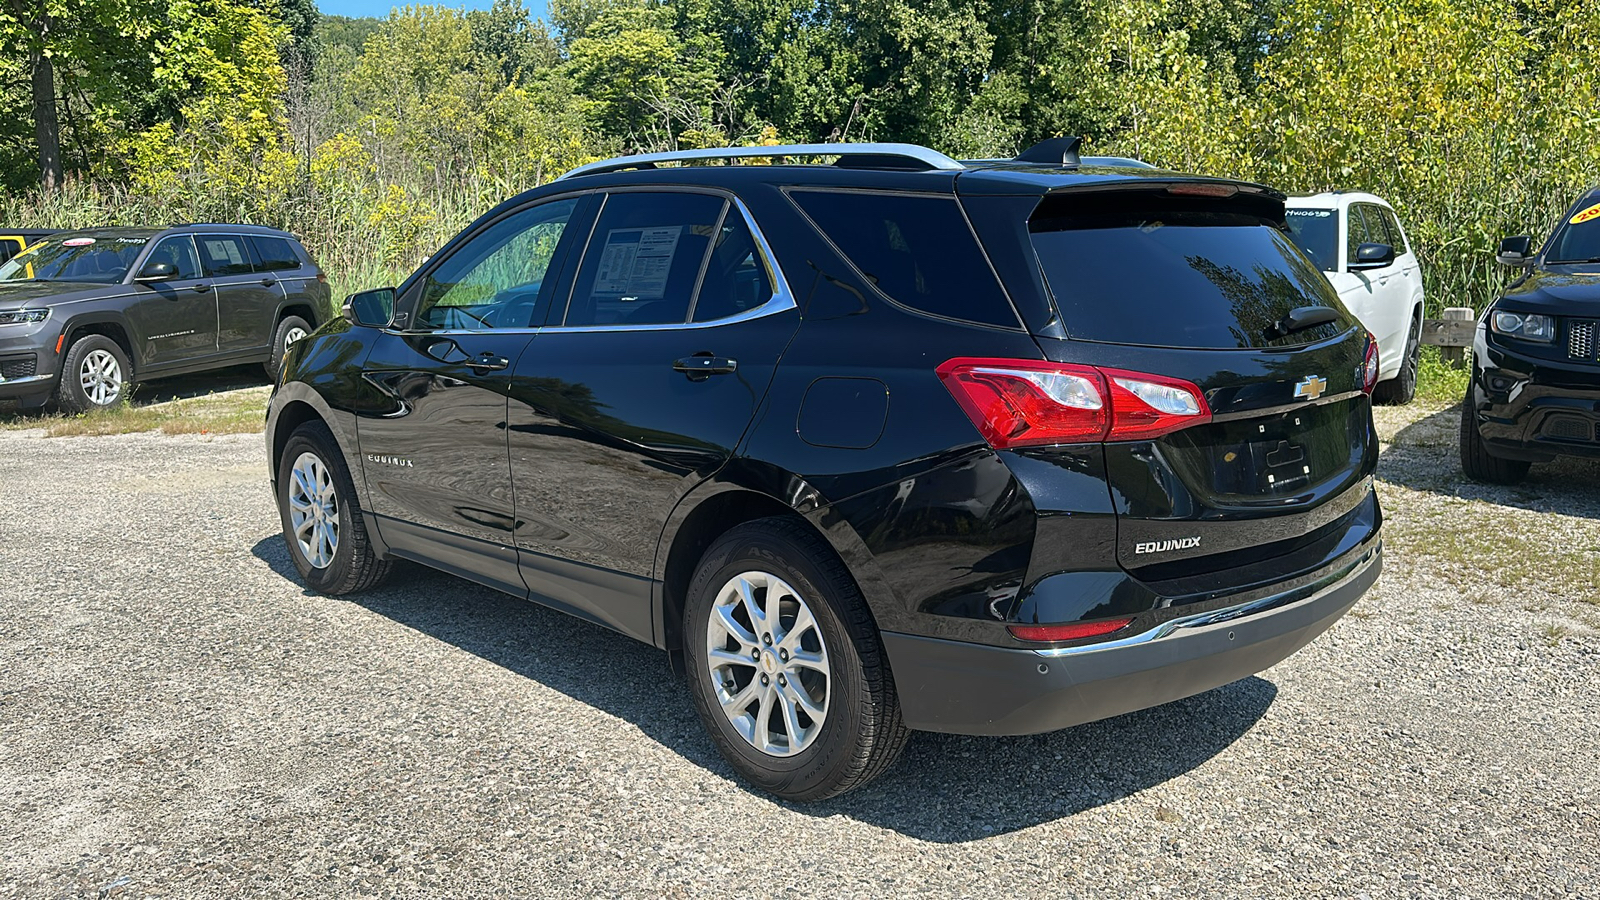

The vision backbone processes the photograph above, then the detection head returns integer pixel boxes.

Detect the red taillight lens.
[316,272,328,284]
[937,358,1211,448]
[1009,617,1135,642]
[1360,333,1380,394]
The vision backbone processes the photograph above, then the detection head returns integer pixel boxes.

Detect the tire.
[1459,391,1530,484]
[1373,316,1420,406]
[266,315,312,381]
[683,517,909,801]
[276,420,392,594]
[56,334,132,413]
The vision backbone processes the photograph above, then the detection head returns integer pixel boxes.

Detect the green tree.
[0,0,158,189]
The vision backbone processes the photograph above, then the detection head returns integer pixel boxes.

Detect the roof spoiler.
[1015,136,1083,167]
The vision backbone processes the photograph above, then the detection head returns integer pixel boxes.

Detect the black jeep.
[1464,192,1600,482]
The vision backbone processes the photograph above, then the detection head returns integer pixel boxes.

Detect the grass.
[0,380,269,437]
[1413,345,1471,404]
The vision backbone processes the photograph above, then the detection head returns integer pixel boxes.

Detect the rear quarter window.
[789,190,1019,328]
[1031,190,1349,349]
[250,236,303,271]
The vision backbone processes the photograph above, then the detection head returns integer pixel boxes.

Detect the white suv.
[1284,192,1425,404]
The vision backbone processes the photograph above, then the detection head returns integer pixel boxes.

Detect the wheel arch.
[276,299,320,331]
[266,381,367,501]
[60,313,141,375]
[653,464,897,675]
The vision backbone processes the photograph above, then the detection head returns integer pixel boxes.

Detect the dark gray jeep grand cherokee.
[0,224,329,412]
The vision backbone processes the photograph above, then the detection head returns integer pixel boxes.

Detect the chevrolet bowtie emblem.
[1293,375,1328,401]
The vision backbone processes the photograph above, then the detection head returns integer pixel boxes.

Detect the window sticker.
[1571,203,1600,225]
[1285,209,1333,217]
[592,226,682,300]
[203,239,246,267]
[63,237,96,247]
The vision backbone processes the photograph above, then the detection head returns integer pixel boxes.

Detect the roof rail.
[556,143,966,180]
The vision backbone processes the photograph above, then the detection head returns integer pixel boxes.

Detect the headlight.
[0,309,48,326]
[1490,310,1556,342]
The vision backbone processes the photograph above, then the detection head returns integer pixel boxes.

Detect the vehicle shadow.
[251,535,1278,843]
[1378,402,1600,519]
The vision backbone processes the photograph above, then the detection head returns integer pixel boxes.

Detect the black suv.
[0,225,329,412]
[1464,193,1600,482]
[266,139,1384,800]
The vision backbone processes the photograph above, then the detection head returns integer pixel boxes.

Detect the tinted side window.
[251,236,301,271]
[1381,208,1408,253]
[790,190,1018,328]
[691,212,776,323]
[1344,206,1370,267]
[565,192,726,327]
[146,235,202,280]
[1364,205,1395,248]
[0,238,21,263]
[417,197,578,331]
[197,235,255,276]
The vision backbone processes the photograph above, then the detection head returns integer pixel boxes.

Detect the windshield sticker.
[62,237,96,247]
[1571,203,1600,225]
[592,226,682,300]
[114,237,144,244]
[1285,209,1333,217]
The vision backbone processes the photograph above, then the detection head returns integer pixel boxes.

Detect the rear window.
[1284,208,1337,271]
[250,236,302,271]
[1031,191,1347,349]
[789,190,1019,328]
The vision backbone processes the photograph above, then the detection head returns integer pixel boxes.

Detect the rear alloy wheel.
[684,518,908,801]
[1373,316,1421,405]
[276,421,392,594]
[56,334,132,413]
[266,315,312,381]
[1459,390,1531,484]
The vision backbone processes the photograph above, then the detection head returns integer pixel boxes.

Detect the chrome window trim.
[383,195,797,337]
[1031,546,1378,659]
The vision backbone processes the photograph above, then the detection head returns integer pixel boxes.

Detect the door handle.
[673,356,738,380]
[192,283,211,293]
[467,351,510,372]
[260,277,277,287]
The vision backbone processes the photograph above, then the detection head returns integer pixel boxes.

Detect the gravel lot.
[1,398,1596,898]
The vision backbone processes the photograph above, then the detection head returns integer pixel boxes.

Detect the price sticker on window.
[1570,203,1600,225]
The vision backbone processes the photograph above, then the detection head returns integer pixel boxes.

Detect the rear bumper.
[883,542,1381,735]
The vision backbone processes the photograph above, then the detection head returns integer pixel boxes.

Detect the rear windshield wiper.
[1264,306,1339,340]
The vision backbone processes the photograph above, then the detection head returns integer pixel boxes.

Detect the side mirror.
[134,261,177,282]
[1349,242,1395,271]
[343,287,396,328]
[1496,235,1533,267]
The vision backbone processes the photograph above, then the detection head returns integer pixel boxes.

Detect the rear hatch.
[1020,183,1378,581]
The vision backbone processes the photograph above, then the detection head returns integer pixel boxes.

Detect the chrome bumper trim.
[1033,545,1380,658]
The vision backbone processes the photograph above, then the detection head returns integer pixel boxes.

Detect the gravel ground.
[1,399,1596,899]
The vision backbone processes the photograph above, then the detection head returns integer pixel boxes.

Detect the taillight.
[1360,333,1380,394]
[937,357,1211,448]
[1009,617,1134,642]
[316,272,328,284]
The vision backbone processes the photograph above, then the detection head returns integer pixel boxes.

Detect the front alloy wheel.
[275,421,392,594]
[704,570,830,757]
[287,450,339,568]
[79,348,123,407]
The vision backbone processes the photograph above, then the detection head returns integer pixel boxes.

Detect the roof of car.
[549,140,1282,200]
[34,224,297,243]
[1286,190,1392,207]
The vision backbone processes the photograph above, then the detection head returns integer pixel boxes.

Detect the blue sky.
[317,0,548,20]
